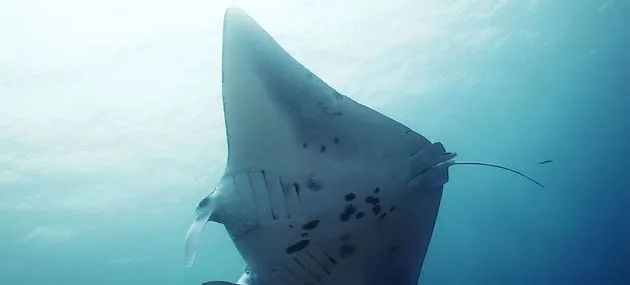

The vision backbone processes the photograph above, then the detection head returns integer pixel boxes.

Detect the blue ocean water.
[1,1,628,285]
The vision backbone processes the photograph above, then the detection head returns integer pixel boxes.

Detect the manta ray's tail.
[447,159,545,188]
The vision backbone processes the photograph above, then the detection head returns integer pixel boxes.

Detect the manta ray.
[184,7,543,285]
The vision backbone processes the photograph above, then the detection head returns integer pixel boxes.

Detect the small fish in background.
[538,160,553,165]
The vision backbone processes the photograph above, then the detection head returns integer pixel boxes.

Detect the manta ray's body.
[184,8,539,285]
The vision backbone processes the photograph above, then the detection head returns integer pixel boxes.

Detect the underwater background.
[1,0,628,284]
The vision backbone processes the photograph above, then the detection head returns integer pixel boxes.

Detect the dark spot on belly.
[301,233,308,237]
[389,206,396,212]
[302,143,308,148]
[302,220,320,230]
[340,204,357,222]
[355,211,364,219]
[372,205,382,215]
[365,196,380,205]
[344,193,356,201]
[378,213,387,219]
[306,176,322,191]
[320,145,327,152]
[293,183,300,192]
[374,187,380,194]
[339,244,355,258]
[390,246,398,252]
[286,240,310,254]
[340,212,351,222]
[333,137,340,144]
[344,204,357,215]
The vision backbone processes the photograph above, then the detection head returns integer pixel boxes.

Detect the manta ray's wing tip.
[223,6,255,27]
[224,7,245,20]
[221,6,268,64]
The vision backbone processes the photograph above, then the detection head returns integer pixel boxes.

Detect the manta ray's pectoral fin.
[202,281,238,285]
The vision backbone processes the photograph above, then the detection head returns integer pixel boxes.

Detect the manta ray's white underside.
[184,7,458,285]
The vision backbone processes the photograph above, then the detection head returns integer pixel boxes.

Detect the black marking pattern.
[339,204,357,222]
[302,220,320,230]
[215,170,402,284]
[339,244,355,258]
[344,193,356,201]
[365,196,379,205]
[306,176,322,191]
[340,213,351,222]
[336,185,401,225]
[372,205,382,215]
[217,170,409,283]
[355,211,364,219]
[292,182,303,213]
[345,205,357,214]
[286,240,310,254]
